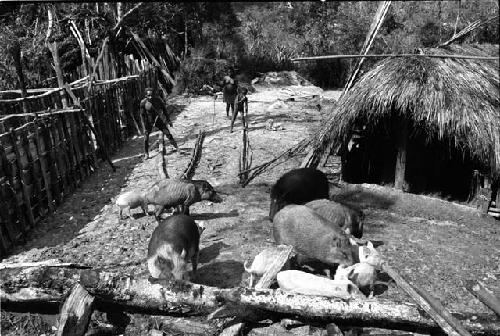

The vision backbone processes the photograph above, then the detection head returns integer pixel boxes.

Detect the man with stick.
[230,86,249,133]
[222,75,238,118]
[140,87,178,159]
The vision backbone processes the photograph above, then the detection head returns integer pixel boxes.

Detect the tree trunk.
[184,15,189,58]
[1,267,498,335]
[394,117,408,190]
[46,7,68,109]
[116,2,123,22]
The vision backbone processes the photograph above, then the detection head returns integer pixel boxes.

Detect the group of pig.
[267,168,383,296]
[115,167,382,296]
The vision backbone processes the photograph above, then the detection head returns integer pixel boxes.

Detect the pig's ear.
[180,249,187,258]
[349,237,358,246]
[367,241,374,249]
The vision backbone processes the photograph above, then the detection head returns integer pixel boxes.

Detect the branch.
[45,5,54,43]
[113,2,144,37]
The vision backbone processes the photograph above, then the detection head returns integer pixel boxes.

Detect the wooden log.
[226,245,293,335]
[1,269,498,335]
[382,264,471,336]
[0,259,90,270]
[220,322,245,336]
[255,245,293,290]
[465,281,500,317]
[56,284,95,336]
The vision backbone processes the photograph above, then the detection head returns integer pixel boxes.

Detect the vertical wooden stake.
[56,283,95,336]
[33,116,54,214]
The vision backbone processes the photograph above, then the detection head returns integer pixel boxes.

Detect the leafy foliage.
[0,1,498,91]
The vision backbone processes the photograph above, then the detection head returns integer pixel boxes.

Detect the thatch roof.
[316,44,499,175]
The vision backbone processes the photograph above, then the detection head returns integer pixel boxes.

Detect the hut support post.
[394,117,408,190]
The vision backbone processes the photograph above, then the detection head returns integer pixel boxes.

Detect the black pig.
[269,168,329,221]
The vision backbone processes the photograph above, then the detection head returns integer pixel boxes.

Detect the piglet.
[147,214,200,281]
[335,241,384,298]
[115,190,147,219]
[277,270,363,299]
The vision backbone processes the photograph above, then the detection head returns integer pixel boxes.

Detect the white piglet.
[115,190,148,219]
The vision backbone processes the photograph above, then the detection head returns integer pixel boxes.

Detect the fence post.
[9,127,35,229]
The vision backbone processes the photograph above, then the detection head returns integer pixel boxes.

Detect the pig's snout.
[212,194,223,203]
[208,192,223,203]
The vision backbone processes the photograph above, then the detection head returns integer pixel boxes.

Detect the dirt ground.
[1,83,499,336]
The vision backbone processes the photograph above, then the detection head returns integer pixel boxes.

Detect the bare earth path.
[2,84,499,335]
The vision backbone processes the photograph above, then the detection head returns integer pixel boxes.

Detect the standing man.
[230,86,248,133]
[140,87,178,159]
[222,75,238,117]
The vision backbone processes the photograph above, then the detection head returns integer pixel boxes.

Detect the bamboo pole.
[292,54,499,62]
[465,281,500,317]
[9,127,35,230]
[32,116,54,214]
[383,264,472,336]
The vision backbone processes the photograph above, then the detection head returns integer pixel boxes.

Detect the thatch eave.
[320,44,499,174]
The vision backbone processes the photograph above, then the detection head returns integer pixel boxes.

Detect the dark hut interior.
[341,114,488,201]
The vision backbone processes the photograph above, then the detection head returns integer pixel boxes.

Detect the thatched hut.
[317,44,499,201]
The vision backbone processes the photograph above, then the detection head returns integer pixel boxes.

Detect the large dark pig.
[305,199,364,238]
[273,204,354,266]
[147,214,200,281]
[269,168,329,221]
[145,179,222,218]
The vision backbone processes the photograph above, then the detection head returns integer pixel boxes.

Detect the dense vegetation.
[0,1,498,91]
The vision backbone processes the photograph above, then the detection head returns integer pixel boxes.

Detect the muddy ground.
[1,83,499,336]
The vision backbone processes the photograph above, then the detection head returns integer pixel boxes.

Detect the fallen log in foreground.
[1,267,499,335]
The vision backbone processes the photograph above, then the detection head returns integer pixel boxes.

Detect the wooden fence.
[0,67,163,258]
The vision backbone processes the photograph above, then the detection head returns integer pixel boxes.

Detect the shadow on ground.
[194,260,244,288]
[191,210,239,220]
[198,241,230,264]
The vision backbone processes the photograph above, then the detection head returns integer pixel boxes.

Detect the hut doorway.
[340,117,486,201]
